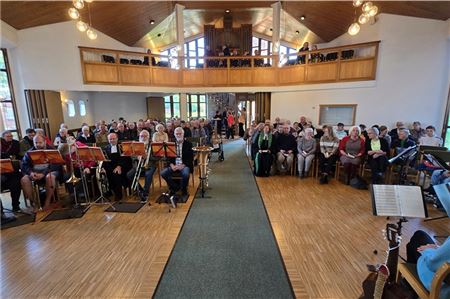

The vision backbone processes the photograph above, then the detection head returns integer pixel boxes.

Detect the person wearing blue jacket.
[406,230,450,298]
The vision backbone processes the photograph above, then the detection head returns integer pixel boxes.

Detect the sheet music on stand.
[370,184,428,218]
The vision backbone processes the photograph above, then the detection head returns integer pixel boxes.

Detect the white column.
[175,4,185,69]
[271,2,281,56]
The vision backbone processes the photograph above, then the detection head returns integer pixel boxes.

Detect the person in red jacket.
[339,126,365,184]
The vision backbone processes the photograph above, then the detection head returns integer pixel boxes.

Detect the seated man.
[126,130,157,203]
[19,128,35,158]
[406,231,449,298]
[102,133,132,201]
[419,126,443,147]
[160,127,193,198]
[391,128,416,163]
[1,130,22,211]
[21,135,62,210]
[275,125,297,173]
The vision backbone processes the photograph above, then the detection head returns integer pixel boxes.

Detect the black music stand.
[153,142,178,212]
[388,145,418,185]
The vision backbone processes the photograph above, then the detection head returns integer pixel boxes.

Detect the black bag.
[350,176,368,190]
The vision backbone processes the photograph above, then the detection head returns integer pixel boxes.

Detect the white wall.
[90,92,148,123]
[60,90,94,128]
[272,14,450,131]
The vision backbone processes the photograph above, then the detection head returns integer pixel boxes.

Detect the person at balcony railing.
[241,50,251,67]
[254,49,264,67]
[296,42,309,64]
[410,121,427,143]
[231,48,240,68]
[419,126,443,147]
[143,49,156,66]
[310,45,324,63]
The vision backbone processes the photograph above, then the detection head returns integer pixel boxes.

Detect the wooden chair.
[397,262,450,299]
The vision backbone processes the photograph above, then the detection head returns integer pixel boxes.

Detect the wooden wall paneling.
[204,25,215,52]
[253,68,277,85]
[84,63,119,84]
[36,90,46,132]
[119,66,152,85]
[43,90,64,139]
[240,24,253,53]
[204,69,228,86]
[278,66,306,85]
[182,69,204,86]
[339,59,375,80]
[147,97,165,120]
[151,67,180,86]
[306,62,338,82]
[229,68,253,85]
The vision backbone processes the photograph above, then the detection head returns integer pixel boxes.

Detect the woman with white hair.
[152,124,169,142]
[339,126,365,184]
[53,128,68,146]
[77,125,96,144]
[365,127,390,184]
[297,128,316,178]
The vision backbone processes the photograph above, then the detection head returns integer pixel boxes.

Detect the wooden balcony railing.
[79,41,380,87]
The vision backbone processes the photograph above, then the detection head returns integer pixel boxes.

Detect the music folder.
[151,142,165,157]
[370,184,428,218]
[28,150,65,164]
[165,142,177,158]
[0,159,14,173]
[121,141,146,157]
[77,147,107,162]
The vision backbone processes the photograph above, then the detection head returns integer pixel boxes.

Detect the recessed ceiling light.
[225,9,231,13]
[149,19,155,25]
[157,33,161,37]
[300,15,306,20]
[296,30,300,34]
[269,28,273,31]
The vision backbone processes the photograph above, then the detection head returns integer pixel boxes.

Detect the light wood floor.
[1,175,199,299]
[256,174,449,298]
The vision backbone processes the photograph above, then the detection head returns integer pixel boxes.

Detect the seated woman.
[254,124,275,177]
[297,128,316,178]
[365,127,389,184]
[318,125,339,184]
[152,124,169,143]
[339,126,365,184]
[406,231,450,298]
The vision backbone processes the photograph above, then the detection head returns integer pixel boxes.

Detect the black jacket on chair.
[166,140,194,173]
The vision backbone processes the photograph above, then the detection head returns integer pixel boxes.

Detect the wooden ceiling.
[2,1,450,48]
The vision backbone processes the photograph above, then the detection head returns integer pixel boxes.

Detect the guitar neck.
[386,246,399,283]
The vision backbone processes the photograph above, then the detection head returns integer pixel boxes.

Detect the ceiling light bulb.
[362,2,373,13]
[68,8,80,19]
[225,9,230,13]
[348,22,360,35]
[368,5,378,17]
[353,0,363,7]
[300,15,305,20]
[149,19,155,25]
[358,13,370,25]
[87,28,97,40]
[77,20,88,32]
[295,30,300,35]
[73,0,84,10]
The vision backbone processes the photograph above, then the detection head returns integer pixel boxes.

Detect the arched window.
[66,100,75,117]
[79,100,86,116]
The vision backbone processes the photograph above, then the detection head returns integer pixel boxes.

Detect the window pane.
[165,102,172,119]
[67,100,75,117]
[173,103,180,118]
[198,58,204,65]
[199,103,206,118]
[197,38,204,48]
[0,102,17,131]
[198,48,204,57]
[189,59,196,68]
[189,50,196,58]
[173,94,180,102]
[0,72,11,101]
[79,100,86,116]
[261,50,268,56]
[280,45,287,55]
[0,52,5,70]
[199,95,206,102]
[191,103,198,117]
[252,37,259,47]
[261,39,268,50]
[170,48,178,57]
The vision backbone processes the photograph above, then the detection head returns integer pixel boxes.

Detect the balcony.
[79,41,379,88]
